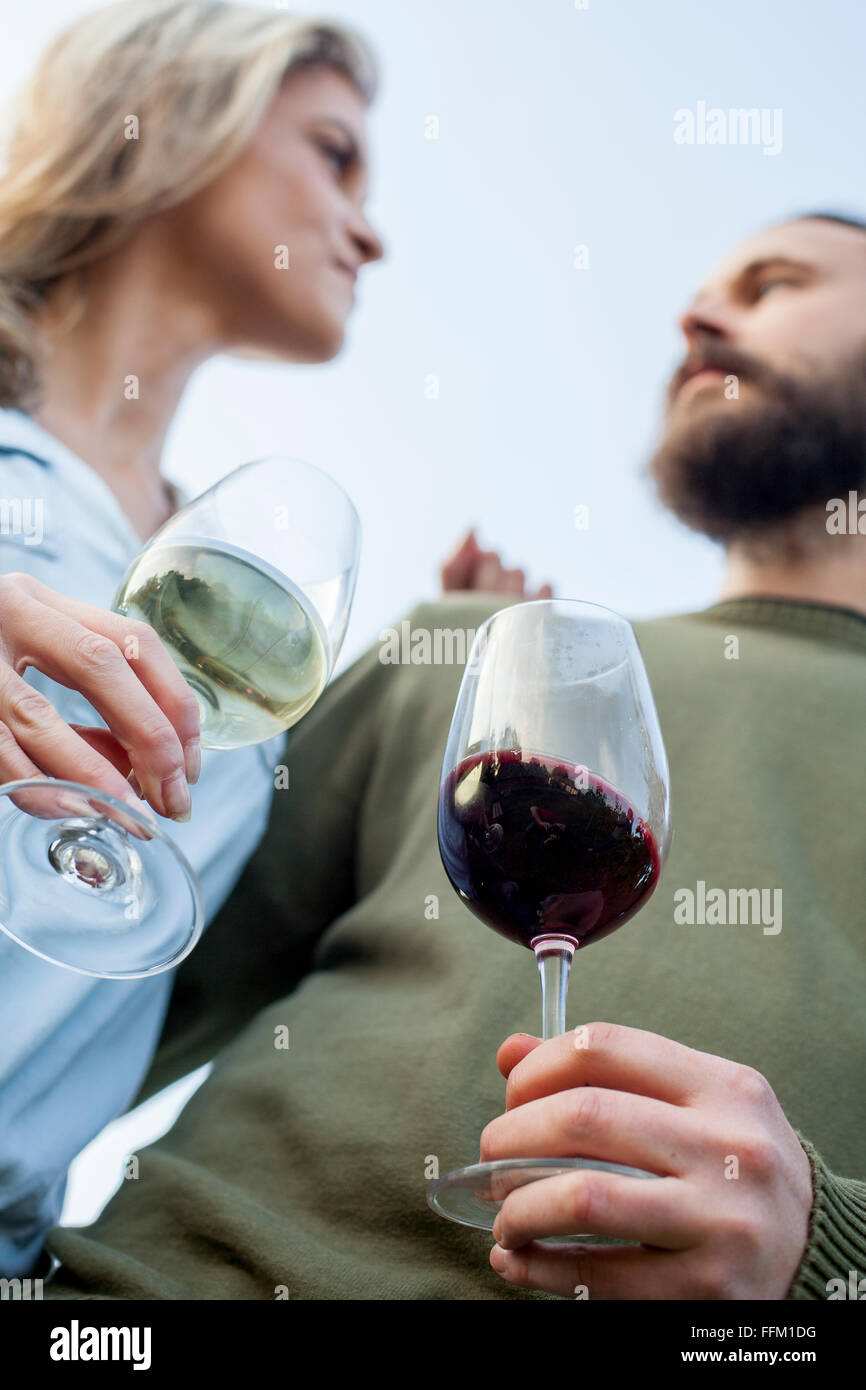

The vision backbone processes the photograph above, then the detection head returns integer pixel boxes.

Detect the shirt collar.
[0,408,189,558]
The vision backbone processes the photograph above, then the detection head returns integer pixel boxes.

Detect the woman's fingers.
[0,717,68,818]
[0,665,158,818]
[69,725,134,778]
[70,729,156,822]
[26,578,201,780]
[0,722,151,839]
[1,578,197,818]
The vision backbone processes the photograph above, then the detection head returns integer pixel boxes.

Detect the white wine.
[113,539,330,749]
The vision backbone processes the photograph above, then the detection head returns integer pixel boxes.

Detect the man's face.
[650,218,866,542]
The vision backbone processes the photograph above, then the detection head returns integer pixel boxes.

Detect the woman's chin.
[230,320,346,366]
[303,329,346,364]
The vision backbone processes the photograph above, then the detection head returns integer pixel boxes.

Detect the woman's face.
[171,65,383,362]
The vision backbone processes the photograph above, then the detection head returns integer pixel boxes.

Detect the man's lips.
[333,261,358,284]
[675,366,727,400]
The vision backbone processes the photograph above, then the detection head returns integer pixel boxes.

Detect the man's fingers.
[439,536,551,598]
[481,1086,700,1176]
[490,1240,682,1300]
[440,529,481,590]
[497,1033,543,1078]
[498,567,525,594]
[503,1022,716,1111]
[470,554,546,597]
[472,553,508,592]
[492,1170,692,1252]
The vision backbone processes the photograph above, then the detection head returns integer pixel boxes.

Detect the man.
[44,214,866,1300]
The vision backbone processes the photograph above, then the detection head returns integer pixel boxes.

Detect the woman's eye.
[318,142,350,176]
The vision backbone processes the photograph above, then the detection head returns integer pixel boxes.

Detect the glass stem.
[533,936,577,1040]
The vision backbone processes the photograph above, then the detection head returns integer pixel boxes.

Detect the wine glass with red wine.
[428,598,672,1241]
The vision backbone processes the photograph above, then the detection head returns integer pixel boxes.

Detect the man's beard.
[648,341,866,545]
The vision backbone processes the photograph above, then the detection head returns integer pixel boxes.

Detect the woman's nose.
[352,211,385,265]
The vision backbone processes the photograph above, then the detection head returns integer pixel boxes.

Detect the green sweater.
[45,594,866,1300]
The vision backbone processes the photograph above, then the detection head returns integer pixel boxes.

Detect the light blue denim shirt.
[0,408,285,1275]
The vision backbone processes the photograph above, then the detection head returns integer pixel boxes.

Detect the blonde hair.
[0,0,377,408]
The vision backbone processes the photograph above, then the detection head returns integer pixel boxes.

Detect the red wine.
[438,750,660,950]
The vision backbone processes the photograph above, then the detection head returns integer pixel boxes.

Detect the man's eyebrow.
[736,255,816,280]
[687,256,816,305]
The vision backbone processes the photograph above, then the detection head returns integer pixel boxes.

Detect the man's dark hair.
[793,211,866,233]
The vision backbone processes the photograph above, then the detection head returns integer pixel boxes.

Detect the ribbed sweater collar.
[697,595,866,653]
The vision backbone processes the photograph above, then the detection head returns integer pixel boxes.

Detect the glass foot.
[48,819,137,891]
[0,778,203,978]
[428,1158,659,1244]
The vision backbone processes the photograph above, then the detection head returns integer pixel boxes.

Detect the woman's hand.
[0,571,200,821]
[440,530,553,598]
[481,1023,814,1299]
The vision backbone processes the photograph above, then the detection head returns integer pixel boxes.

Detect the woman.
[0,0,383,1278]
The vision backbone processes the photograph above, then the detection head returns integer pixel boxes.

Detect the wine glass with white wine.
[0,456,360,979]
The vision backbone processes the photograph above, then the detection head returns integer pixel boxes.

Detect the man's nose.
[678,293,738,350]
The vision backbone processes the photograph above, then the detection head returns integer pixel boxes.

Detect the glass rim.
[209,454,362,533]
[466,597,638,681]
[476,596,635,633]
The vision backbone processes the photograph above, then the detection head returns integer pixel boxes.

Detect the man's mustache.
[666,342,781,406]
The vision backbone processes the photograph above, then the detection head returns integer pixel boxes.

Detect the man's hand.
[440,529,553,598]
[480,1023,814,1299]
